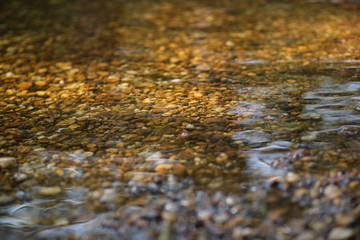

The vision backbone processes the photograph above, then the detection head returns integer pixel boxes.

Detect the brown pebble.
[144,136,162,142]
[55,118,76,127]
[155,163,186,175]
[16,81,33,90]
[0,157,17,168]
[216,153,228,163]
[151,106,167,114]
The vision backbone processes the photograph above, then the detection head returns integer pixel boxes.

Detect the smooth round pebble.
[324,185,342,199]
[285,172,300,183]
[0,157,17,168]
[37,187,62,196]
[328,227,355,240]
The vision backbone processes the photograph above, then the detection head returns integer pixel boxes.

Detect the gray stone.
[232,130,271,144]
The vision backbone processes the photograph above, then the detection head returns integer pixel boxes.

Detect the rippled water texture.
[1,0,360,239]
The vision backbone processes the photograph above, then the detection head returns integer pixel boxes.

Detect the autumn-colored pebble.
[155,163,187,175]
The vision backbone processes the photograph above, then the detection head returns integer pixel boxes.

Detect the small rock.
[295,231,316,240]
[151,107,166,114]
[232,130,271,144]
[37,187,62,197]
[0,195,16,205]
[142,98,152,104]
[193,92,203,97]
[162,211,177,222]
[54,218,69,226]
[232,227,253,238]
[216,153,228,163]
[214,212,229,224]
[285,172,300,183]
[0,157,17,168]
[100,189,117,202]
[300,112,321,120]
[14,173,28,182]
[301,135,317,141]
[155,163,186,175]
[225,40,235,47]
[55,119,76,127]
[197,209,213,221]
[16,81,33,90]
[143,136,161,142]
[328,227,354,240]
[324,185,342,199]
[294,188,308,200]
[310,221,326,231]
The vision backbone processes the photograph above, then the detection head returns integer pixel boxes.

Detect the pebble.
[214,212,229,224]
[324,185,342,199]
[301,135,317,141]
[328,227,355,240]
[100,189,117,202]
[155,163,186,175]
[0,195,16,205]
[16,81,33,90]
[232,227,253,238]
[285,172,300,183]
[216,153,228,163]
[54,218,69,226]
[0,157,17,168]
[55,119,76,127]
[295,231,317,240]
[37,187,62,196]
[14,172,28,182]
[232,130,272,144]
[197,209,213,221]
[294,188,308,199]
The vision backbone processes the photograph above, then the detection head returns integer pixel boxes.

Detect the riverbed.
[0,0,359,239]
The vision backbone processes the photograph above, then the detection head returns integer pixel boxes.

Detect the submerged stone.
[328,227,355,240]
[232,130,272,144]
[37,187,62,197]
[0,157,17,168]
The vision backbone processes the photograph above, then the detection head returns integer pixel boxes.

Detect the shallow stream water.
[1,0,360,239]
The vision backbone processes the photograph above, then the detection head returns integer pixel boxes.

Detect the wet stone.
[328,227,355,240]
[37,187,62,197]
[295,231,317,240]
[324,185,342,199]
[232,130,272,145]
[0,195,16,205]
[155,163,187,176]
[0,157,17,168]
[13,172,28,182]
[285,172,300,183]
